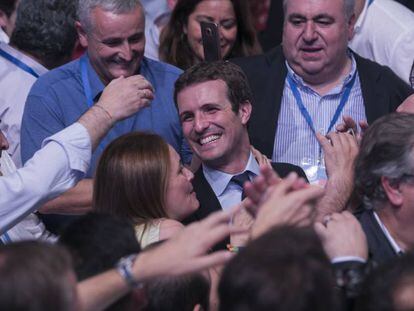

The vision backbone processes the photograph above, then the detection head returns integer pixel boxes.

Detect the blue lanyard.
[287,72,357,135]
[368,0,374,6]
[80,56,94,107]
[0,48,39,78]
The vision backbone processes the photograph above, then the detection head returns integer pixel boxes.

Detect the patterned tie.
[231,171,250,200]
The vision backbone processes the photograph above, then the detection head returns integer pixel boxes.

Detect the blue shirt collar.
[202,152,260,197]
[286,51,357,96]
[81,53,148,101]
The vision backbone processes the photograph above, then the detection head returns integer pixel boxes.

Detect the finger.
[260,165,280,185]
[314,222,327,239]
[244,181,262,205]
[251,175,268,198]
[342,115,358,131]
[316,132,332,152]
[179,251,234,274]
[359,120,369,132]
[197,210,233,229]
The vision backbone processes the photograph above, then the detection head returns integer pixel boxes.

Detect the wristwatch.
[115,254,143,288]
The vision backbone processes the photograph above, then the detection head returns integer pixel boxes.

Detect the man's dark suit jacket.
[232,46,414,158]
[354,208,399,266]
[184,162,307,250]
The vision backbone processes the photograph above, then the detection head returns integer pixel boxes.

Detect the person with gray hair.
[232,0,412,216]
[354,112,414,265]
[20,0,190,233]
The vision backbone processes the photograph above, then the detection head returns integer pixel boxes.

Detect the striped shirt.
[273,55,366,182]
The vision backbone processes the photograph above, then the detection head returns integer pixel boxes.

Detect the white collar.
[202,152,260,197]
[373,211,404,255]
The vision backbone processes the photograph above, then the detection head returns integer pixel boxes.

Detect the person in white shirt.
[354,113,414,265]
[350,0,414,85]
[0,74,151,235]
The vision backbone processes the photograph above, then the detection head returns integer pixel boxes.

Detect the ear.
[0,10,7,28]
[238,100,252,125]
[193,304,202,311]
[381,176,403,207]
[75,21,89,48]
[347,13,356,41]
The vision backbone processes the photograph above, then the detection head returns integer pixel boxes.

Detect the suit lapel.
[251,47,287,158]
[354,53,385,123]
[359,210,397,265]
[192,168,224,220]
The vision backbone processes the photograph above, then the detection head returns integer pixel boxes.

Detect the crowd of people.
[1,0,414,310]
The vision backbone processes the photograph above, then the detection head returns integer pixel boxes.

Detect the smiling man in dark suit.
[174,61,306,249]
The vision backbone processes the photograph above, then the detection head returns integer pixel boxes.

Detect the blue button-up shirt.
[21,54,191,175]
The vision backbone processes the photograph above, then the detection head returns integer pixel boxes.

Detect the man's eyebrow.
[288,13,306,19]
[313,13,334,20]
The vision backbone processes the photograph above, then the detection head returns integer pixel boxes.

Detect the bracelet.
[94,104,113,120]
[115,254,143,288]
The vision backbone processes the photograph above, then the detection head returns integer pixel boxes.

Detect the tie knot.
[231,171,250,188]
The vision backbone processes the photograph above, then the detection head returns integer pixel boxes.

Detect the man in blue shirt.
[20,0,190,229]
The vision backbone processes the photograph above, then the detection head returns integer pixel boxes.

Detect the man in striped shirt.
[233,0,413,185]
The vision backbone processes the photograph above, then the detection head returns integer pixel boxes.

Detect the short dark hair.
[59,212,141,280]
[59,212,141,311]
[10,0,78,69]
[144,273,210,311]
[0,0,17,17]
[354,113,414,210]
[0,241,75,311]
[219,226,338,311]
[356,252,414,311]
[174,61,253,113]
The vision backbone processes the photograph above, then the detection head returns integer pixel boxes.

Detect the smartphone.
[200,21,221,62]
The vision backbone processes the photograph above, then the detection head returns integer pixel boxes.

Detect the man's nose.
[194,114,209,133]
[303,21,317,42]
[119,41,133,61]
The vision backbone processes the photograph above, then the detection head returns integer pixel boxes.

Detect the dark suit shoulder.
[271,162,308,182]
[355,52,413,105]
[231,46,284,72]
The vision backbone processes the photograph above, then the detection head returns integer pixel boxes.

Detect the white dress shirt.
[0,122,91,235]
[0,42,48,168]
[203,152,260,212]
[349,0,414,84]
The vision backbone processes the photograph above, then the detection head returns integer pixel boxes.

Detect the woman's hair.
[93,132,170,225]
[159,0,261,70]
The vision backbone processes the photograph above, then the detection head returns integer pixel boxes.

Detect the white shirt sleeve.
[0,122,91,233]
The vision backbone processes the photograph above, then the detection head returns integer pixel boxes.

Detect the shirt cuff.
[41,122,91,174]
[331,256,367,264]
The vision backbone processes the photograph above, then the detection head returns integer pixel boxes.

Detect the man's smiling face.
[177,79,251,170]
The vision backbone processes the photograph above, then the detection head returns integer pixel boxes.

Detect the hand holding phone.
[200,21,221,62]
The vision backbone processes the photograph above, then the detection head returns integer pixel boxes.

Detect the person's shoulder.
[143,57,183,77]
[29,58,80,95]
[231,45,284,69]
[354,51,412,87]
[159,218,184,240]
